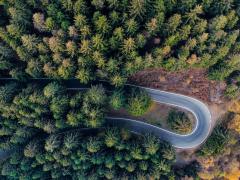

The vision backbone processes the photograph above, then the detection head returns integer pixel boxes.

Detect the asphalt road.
[0,78,212,149]
[107,85,212,149]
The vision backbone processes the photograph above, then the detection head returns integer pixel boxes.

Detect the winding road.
[107,84,212,149]
[0,78,212,149]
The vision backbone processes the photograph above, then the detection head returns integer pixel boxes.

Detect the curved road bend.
[0,79,212,149]
[107,85,212,149]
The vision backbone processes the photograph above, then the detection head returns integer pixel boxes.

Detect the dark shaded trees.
[0,129,176,179]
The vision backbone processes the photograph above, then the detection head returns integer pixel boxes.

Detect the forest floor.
[129,68,226,104]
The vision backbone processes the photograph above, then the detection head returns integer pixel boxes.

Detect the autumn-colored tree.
[228,114,240,134]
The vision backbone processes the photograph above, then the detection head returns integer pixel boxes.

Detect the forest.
[0,0,240,179]
[0,123,176,179]
[0,0,240,93]
[0,82,175,179]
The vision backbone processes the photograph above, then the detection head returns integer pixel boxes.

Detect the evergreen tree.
[126,88,152,116]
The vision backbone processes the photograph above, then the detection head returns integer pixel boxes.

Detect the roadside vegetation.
[167,111,193,134]
[126,88,152,116]
[192,102,240,179]
[109,88,153,116]
[174,112,240,179]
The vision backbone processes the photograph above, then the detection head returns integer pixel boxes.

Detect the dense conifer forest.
[0,0,240,90]
[0,82,174,179]
[0,0,240,179]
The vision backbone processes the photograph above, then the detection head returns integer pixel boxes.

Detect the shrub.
[167,110,193,134]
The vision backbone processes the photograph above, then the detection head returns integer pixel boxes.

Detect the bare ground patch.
[129,68,226,104]
[108,102,195,133]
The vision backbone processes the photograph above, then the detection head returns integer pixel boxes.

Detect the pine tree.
[84,85,106,106]
[76,69,92,84]
[66,41,77,57]
[167,111,193,134]
[94,15,110,34]
[164,14,182,35]
[129,0,148,19]
[33,13,46,32]
[25,59,43,78]
[0,83,19,104]
[74,0,88,15]
[130,145,143,160]
[139,161,148,171]
[126,88,152,116]
[43,82,65,98]
[91,0,105,9]
[58,59,76,79]
[109,11,120,25]
[126,162,136,172]
[43,120,56,134]
[45,135,61,152]
[125,19,138,35]
[92,34,106,51]
[146,18,158,35]
[109,90,125,110]
[143,134,159,155]
[86,137,102,153]
[104,128,120,148]
[45,17,56,31]
[64,133,79,150]
[50,95,69,117]
[67,110,81,126]
[80,40,92,55]
[122,38,136,55]
[110,75,126,87]
[208,15,228,32]
[24,141,40,157]
[74,14,87,29]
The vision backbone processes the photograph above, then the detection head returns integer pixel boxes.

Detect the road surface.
[107,85,212,149]
[0,78,212,149]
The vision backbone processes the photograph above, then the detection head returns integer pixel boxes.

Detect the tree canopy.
[0,129,176,179]
[0,0,240,91]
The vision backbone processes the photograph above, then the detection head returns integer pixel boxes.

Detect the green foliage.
[197,125,230,157]
[104,128,120,147]
[0,83,19,104]
[0,82,108,150]
[43,82,65,98]
[109,90,125,110]
[143,134,160,155]
[224,84,240,98]
[45,135,61,152]
[129,0,148,19]
[167,110,193,134]
[0,129,176,179]
[126,88,152,116]
[0,0,240,178]
[0,0,239,91]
